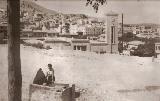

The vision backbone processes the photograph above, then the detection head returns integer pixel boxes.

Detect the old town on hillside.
[0,0,160,57]
[2,1,160,101]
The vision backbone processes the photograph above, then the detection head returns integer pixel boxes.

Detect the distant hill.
[0,0,93,24]
[0,0,89,18]
[21,0,57,15]
[0,0,57,15]
[138,23,160,26]
[122,23,160,27]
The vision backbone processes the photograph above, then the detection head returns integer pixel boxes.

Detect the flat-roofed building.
[85,26,103,36]
[71,39,90,51]
[90,41,108,54]
[70,12,119,54]
[155,43,160,58]
[155,43,160,54]
[21,29,33,37]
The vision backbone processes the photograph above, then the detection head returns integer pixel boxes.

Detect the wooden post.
[7,0,22,101]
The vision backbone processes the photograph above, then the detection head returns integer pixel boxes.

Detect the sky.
[35,0,160,24]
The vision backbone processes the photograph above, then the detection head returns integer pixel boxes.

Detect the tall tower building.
[105,11,119,53]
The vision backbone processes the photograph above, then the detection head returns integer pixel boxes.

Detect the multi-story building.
[70,24,86,35]
[71,11,119,54]
[70,22,104,36]
[70,24,78,35]
[91,21,104,27]
[77,25,86,35]
[119,23,160,38]
[85,26,104,36]
[33,12,43,22]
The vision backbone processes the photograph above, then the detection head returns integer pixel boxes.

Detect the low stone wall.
[90,44,118,54]
[29,84,75,101]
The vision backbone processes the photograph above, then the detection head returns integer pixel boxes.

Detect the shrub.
[23,41,45,49]
[46,45,52,50]
[34,42,44,49]
[131,41,155,57]
[22,40,52,50]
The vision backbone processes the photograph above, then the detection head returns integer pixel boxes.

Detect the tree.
[86,0,141,12]
[131,39,155,57]
[86,0,107,13]
[65,23,70,33]
[7,0,22,101]
[119,32,134,42]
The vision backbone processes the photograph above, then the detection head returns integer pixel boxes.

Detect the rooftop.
[128,41,145,45]
[90,40,108,45]
[71,39,90,43]
[105,11,118,16]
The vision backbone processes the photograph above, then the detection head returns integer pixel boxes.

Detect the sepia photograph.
[0,0,160,101]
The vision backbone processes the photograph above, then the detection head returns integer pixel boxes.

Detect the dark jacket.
[33,68,46,85]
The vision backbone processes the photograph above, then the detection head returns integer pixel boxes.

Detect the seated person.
[33,68,46,85]
[46,64,55,86]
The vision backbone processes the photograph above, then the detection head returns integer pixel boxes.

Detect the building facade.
[85,26,103,36]
[105,11,119,53]
[70,12,119,54]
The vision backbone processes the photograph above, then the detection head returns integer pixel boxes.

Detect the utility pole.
[121,13,124,53]
[7,0,22,101]
[111,26,113,54]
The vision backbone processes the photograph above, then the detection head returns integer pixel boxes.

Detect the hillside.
[0,0,90,21]
[21,0,57,15]
[0,0,57,15]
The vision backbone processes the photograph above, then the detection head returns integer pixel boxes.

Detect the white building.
[127,41,145,50]
[70,24,78,35]
[155,43,160,54]
[70,24,86,35]
[77,25,86,35]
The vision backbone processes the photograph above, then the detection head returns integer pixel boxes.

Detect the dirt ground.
[1,44,160,101]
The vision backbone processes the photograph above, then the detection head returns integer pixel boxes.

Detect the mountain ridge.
[0,0,58,15]
[21,0,57,15]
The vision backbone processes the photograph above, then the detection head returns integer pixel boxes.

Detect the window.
[159,46,160,50]
[81,46,87,51]
[77,46,80,50]
[74,46,76,50]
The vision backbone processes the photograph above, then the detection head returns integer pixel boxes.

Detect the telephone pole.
[122,13,124,53]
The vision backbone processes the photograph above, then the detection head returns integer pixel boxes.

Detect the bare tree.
[7,0,22,101]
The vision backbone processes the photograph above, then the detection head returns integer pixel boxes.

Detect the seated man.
[46,64,55,86]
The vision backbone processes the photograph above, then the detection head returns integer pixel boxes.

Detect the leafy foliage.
[131,39,155,57]
[86,0,107,13]
[86,0,141,12]
[119,32,135,42]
